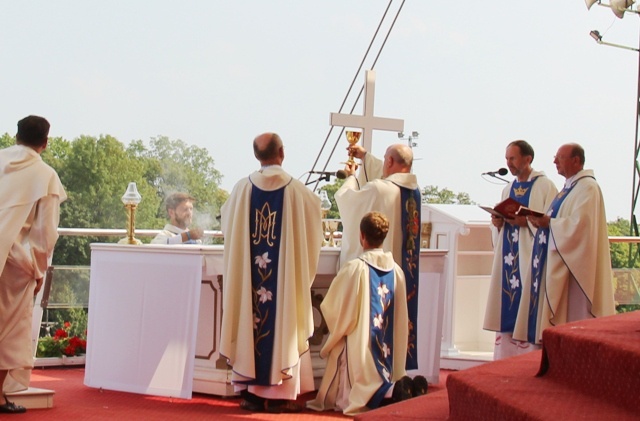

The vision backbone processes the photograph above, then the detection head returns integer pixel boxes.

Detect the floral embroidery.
[373,313,384,329]
[253,313,260,330]
[254,252,271,269]
[538,230,547,245]
[502,226,520,308]
[257,286,272,304]
[504,252,515,266]
[371,269,395,386]
[252,251,274,351]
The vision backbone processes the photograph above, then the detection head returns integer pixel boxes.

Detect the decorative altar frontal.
[84,243,447,399]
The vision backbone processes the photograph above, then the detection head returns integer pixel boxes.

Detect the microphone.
[482,168,508,177]
[309,170,348,180]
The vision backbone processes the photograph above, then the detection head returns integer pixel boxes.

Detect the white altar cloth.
[84,244,203,399]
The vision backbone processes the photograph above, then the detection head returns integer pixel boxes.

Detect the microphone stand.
[482,173,509,183]
[304,174,331,185]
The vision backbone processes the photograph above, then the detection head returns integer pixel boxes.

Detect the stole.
[247,184,285,385]
[498,177,536,332]
[527,180,582,343]
[398,186,421,370]
[366,263,396,408]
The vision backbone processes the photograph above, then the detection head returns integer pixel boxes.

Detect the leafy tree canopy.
[422,185,475,205]
[1,133,227,265]
[128,136,228,229]
[608,217,640,269]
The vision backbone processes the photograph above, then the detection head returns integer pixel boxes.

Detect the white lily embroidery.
[254,252,271,269]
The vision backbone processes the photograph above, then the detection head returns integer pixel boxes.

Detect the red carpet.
[20,367,448,420]
[23,312,639,419]
[447,311,640,420]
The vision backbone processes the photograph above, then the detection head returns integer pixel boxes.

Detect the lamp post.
[586,0,640,265]
[118,182,143,245]
[398,131,419,149]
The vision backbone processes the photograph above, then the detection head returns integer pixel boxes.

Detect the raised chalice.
[345,131,362,166]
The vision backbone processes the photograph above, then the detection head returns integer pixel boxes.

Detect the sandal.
[0,395,26,414]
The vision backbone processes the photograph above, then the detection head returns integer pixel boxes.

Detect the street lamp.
[398,131,420,148]
[586,0,640,265]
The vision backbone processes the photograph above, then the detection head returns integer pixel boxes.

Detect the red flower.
[54,329,68,339]
[63,343,76,356]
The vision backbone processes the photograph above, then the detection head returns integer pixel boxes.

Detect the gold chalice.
[325,219,340,247]
[345,131,362,166]
[421,222,432,248]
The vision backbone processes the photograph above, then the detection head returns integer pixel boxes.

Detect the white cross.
[330,70,404,152]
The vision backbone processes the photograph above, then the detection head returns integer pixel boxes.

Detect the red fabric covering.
[447,311,640,420]
[538,310,640,413]
[354,389,450,421]
[21,368,348,420]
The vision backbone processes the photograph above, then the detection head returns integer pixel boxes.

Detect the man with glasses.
[513,143,615,345]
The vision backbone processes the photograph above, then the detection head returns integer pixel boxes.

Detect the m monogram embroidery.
[252,202,278,246]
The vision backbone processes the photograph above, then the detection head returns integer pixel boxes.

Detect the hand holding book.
[479,197,544,219]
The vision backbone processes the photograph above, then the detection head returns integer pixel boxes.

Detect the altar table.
[84,244,447,398]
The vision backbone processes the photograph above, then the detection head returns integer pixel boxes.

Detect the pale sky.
[2,1,638,220]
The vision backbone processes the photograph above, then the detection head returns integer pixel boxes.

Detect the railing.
[57,228,224,239]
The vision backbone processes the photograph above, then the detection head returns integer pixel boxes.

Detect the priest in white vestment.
[513,143,615,344]
[483,140,557,359]
[335,143,421,370]
[220,132,322,413]
[307,212,411,416]
[150,192,203,244]
[0,116,67,414]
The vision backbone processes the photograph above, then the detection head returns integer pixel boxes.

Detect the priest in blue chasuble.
[220,132,322,413]
[335,143,421,371]
[307,212,413,416]
[483,140,557,360]
[513,143,615,346]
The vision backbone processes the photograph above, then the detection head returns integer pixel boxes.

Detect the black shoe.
[391,376,413,403]
[0,395,26,414]
[239,399,264,412]
[265,400,303,413]
[412,375,428,397]
[239,390,265,412]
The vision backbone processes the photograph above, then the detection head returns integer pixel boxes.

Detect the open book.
[479,197,545,219]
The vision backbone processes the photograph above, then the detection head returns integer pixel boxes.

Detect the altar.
[84,243,447,399]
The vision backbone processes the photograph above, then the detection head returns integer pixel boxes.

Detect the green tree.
[608,217,640,269]
[319,179,344,219]
[53,135,160,265]
[128,136,228,230]
[422,185,475,205]
[0,133,14,148]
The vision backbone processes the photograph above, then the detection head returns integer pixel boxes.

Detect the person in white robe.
[150,192,203,244]
[220,132,322,413]
[335,143,421,370]
[307,211,411,416]
[514,143,615,344]
[483,140,557,359]
[0,116,67,414]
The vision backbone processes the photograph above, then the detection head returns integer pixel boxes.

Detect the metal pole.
[628,22,640,267]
